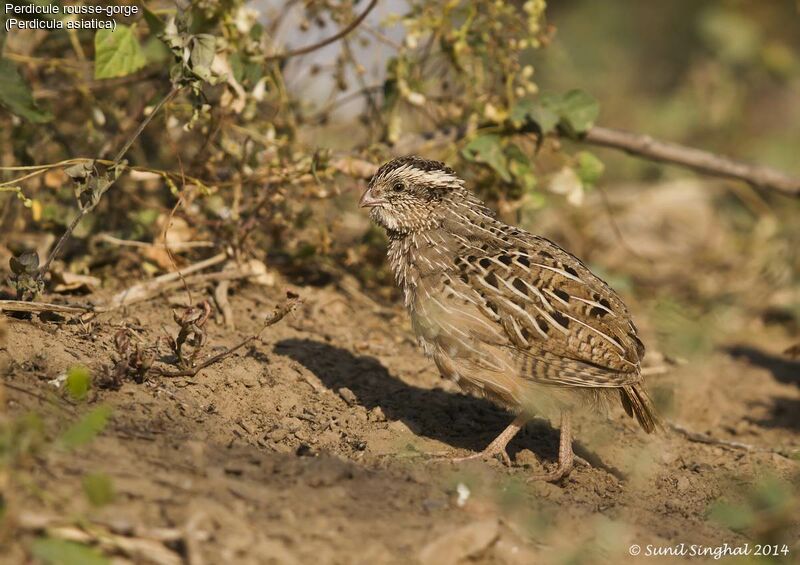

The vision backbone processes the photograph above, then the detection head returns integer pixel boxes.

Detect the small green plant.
[1,373,114,560]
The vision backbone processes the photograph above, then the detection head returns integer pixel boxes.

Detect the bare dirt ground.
[2,277,799,564]
[2,183,799,564]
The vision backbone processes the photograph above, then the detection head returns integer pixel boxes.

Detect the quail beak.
[359,187,387,208]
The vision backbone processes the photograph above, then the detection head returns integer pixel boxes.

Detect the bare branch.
[264,0,378,62]
[333,122,800,198]
[582,126,800,197]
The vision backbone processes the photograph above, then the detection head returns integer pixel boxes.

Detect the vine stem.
[37,86,183,280]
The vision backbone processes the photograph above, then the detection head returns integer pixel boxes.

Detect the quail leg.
[446,414,527,466]
[528,411,574,482]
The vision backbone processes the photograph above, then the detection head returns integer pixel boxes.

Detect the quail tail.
[619,384,661,434]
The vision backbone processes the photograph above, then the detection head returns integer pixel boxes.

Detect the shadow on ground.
[275,338,618,474]
[725,345,800,431]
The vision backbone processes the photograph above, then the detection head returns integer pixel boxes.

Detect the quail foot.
[361,156,660,481]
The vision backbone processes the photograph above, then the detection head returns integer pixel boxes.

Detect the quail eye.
[392,182,404,192]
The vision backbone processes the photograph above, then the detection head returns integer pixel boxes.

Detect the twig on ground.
[101,263,256,312]
[0,300,91,315]
[102,252,227,311]
[264,0,378,62]
[95,234,215,250]
[156,293,301,378]
[669,422,797,459]
[1,257,262,318]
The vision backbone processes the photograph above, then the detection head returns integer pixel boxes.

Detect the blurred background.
[1,1,799,561]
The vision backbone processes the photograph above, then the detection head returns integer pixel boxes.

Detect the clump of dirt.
[2,277,799,563]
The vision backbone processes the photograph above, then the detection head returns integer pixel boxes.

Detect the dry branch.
[101,265,258,312]
[341,121,800,197]
[1,255,268,318]
[583,126,800,197]
[0,300,91,315]
[103,252,227,310]
[95,233,215,250]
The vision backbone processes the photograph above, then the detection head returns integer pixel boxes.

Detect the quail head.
[361,155,659,481]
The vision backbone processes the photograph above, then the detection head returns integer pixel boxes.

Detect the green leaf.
[94,26,147,79]
[575,151,605,186]
[30,538,109,565]
[541,89,600,135]
[559,90,600,133]
[59,406,112,450]
[189,34,216,81]
[0,59,52,123]
[509,99,559,134]
[506,144,537,191]
[65,365,91,401]
[82,473,115,506]
[462,134,511,182]
[229,52,263,86]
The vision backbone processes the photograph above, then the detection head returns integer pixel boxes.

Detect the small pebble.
[368,406,387,422]
[284,417,303,432]
[269,428,289,442]
[338,387,358,406]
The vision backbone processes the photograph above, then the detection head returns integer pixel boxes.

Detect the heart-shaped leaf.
[541,89,600,135]
[94,25,147,79]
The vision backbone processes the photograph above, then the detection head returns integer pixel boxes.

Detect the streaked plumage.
[362,156,659,480]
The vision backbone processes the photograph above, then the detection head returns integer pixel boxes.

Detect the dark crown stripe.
[372,155,455,182]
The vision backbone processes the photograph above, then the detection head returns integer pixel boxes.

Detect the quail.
[361,156,659,481]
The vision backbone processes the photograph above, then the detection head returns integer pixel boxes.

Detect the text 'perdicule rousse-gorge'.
[4,2,139,28]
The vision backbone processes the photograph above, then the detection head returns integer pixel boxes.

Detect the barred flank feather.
[620,384,661,433]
